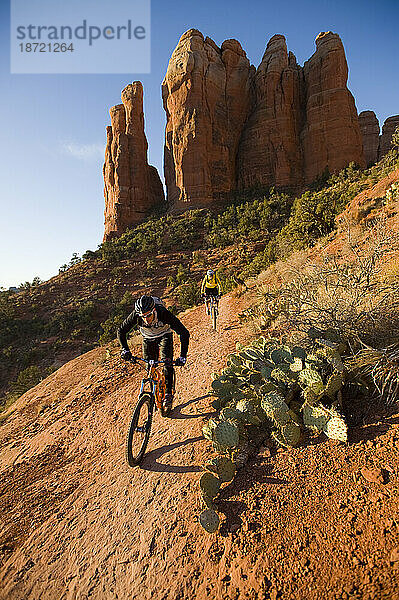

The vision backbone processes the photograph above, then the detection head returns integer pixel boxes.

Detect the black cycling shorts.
[204,287,219,298]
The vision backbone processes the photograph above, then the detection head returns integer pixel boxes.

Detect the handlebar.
[128,356,184,366]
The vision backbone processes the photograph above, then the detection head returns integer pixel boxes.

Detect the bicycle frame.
[204,294,220,309]
[125,356,181,465]
[138,360,166,411]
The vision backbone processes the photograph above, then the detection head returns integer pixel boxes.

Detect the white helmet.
[207,269,214,277]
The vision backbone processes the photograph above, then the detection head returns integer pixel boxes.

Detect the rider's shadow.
[140,436,204,473]
[169,394,214,420]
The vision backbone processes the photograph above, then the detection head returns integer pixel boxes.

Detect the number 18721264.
[19,43,74,52]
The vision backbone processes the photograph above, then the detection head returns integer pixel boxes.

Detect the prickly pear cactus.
[199,509,220,533]
[200,472,221,499]
[303,404,330,431]
[323,412,347,442]
[206,457,236,483]
[303,403,347,442]
[214,421,240,448]
[199,333,349,533]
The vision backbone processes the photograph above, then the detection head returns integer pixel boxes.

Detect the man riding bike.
[118,295,190,413]
[201,269,222,315]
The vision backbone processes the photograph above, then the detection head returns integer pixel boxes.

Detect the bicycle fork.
[136,380,155,433]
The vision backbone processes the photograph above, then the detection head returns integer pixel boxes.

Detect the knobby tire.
[160,369,176,417]
[212,305,217,330]
[126,393,153,466]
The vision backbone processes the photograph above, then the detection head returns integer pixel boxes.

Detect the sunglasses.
[140,308,155,318]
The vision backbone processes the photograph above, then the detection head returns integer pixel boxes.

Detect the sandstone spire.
[162,29,252,210]
[379,115,399,159]
[358,110,380,166]
[103,81,164,241]
[237,34,304,189]
[162,30,366,208]
[301,32,365,183]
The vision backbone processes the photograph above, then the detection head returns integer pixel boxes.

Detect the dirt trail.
[0,293,398,600]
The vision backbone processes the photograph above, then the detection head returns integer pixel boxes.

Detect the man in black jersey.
[117,295,190,412]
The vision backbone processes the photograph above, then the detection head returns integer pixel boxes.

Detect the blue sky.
[0,0,398,288]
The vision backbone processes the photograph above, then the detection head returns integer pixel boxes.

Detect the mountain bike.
[204,294,220,330]
[125,357,181,467]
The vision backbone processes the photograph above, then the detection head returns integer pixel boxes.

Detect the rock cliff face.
[237,35,304,189]
[379,115,399,159]
[162,30,365,206]
[103,82,164,241]
[357,112,399,166]
[358,111,380,166]
[162,30,252,209]
[301,32,365,183]
[103,31,392,239]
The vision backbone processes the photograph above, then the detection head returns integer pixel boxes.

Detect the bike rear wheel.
[126,393,153,466]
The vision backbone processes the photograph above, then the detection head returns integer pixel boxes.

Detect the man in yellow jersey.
[201,269,222,315]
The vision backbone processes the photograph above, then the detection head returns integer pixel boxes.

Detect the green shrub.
[99,292,135,345]
[176,263,189,284]
[175,280,201,310]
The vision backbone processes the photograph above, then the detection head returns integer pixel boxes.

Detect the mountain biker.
[118,295,190,412]
[201,269,222,315]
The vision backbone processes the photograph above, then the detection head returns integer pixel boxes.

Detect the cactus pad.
[214,421,239,448]
[271,368,290,384]
[272,407,291,426]
[324,373,344,398]
[272,423,301,447]
[261,391,287,418]
[271,346,293,364]
[298,369,324,394]
[209,457,236,482]
[292,346,306,360]
[201,494,214,509]
[303,404,329,431]
[200,472,221,499]
[220,407,241,422]
[199,509,220,533]
[281,422,301,446]
[290,357,304,372]
[323,415,347,442]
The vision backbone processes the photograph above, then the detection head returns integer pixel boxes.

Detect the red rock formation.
[237,35,304,189]
[358,110,380,166]
[379,115,399,159]
[162,29,252,210]
[162,30,366,207]
[301,32,365,183]
[103,82,164,241]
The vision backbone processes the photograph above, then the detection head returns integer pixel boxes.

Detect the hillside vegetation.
[1,134,398,411]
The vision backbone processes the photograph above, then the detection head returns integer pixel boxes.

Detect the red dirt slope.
[0,294,398,600]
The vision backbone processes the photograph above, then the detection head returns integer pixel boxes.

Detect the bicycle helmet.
[135,295,155,316]
[207,269,214,277]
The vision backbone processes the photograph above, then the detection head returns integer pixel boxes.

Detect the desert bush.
[254,216,399,350]
[239,240,277,279]
[99,292,135,345]
[176,263,189,284]
[205,191,292,249]
[174,280,201,310]
[347,344,399,405]
[278,164,366,251]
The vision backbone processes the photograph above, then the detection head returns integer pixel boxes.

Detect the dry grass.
[347,344,399,405]
[252,215,399,350]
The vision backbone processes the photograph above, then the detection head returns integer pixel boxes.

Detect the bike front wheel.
[212,305,217,330]
[126,393,153,466]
